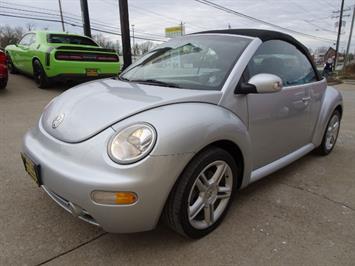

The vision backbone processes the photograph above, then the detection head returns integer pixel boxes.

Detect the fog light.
[91,191,137,205]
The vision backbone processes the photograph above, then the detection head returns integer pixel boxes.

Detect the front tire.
[316,110,341,155]
[33,60,49,89]
[164,147,238,238]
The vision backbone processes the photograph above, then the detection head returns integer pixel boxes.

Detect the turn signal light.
[91,191,137,205]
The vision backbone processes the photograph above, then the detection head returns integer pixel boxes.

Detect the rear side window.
[246,40,317,87]
[47,34,98,46]
[19,34,35,46]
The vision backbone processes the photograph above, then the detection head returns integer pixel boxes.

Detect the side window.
[247,40,317,87]
[19,34,36,46]
[28,34,36,45]
[19,34,32,46]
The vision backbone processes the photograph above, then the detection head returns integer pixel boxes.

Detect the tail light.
[55,52,118,62]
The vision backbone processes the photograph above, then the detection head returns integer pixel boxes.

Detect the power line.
[0,0,110,26]
[0,6,114,33]
[0,0,197,39]
[129,3,208,31]
[0,5,167,41]
[100,0,209,31]
[0,12,67,24]
[86,1,170,39]
[194,0,336,42]
[304,20,338,34]
[0,12,166,42]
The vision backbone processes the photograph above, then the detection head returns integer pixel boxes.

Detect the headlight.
[108,123,157,164]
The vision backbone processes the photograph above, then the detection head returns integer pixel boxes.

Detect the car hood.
[41,79,222,143]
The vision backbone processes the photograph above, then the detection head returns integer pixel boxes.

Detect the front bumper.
[23,122,193,233]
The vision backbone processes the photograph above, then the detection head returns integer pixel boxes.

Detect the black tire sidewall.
[33,60,48,89]
[176,147,238,238]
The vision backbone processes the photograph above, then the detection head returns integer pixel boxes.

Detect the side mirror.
[236,73,283,94]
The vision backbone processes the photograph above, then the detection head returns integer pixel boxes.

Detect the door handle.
[302,96,311,102]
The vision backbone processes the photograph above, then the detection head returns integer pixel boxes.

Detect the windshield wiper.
[117,76,130,81]
[130,79,180,88]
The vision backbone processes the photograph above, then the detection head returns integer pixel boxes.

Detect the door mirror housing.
[236,73,283,94]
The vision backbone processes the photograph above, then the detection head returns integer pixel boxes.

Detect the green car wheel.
[33,60,50,89]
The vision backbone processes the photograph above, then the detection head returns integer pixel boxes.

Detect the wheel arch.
[32,56,42,67]
[335,104,343,119]
[200,140,245,189]
[32,56,49,77]
[312,86,343,147]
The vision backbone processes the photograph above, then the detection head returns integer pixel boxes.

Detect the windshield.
[121,35,251,90]
[47,34,98,46]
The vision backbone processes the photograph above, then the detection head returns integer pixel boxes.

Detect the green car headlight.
[108,123,157,164]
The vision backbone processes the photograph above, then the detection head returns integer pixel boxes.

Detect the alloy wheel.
[325,114,340,150]
[187,160,233,230]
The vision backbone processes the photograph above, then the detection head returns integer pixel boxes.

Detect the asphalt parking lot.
[1,74,355,265]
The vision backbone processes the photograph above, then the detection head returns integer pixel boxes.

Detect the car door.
[22,33,37,73]
[245,40,318,170]
[15,34,33,71]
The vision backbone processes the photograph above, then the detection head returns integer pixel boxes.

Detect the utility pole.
[58,0,65,32]
[80,0,91,37]
[343,5,355,70]
[119,0,132,70]
[180,21,184,36]
[131,24,135,57]
[334,0,345,71]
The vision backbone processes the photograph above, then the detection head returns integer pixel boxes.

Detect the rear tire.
[33,59,50,89]
[6,53,18,74]
[164,147,238,238]
[315,110,341,155]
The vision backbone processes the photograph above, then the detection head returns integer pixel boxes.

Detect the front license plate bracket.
[21,153,42,187]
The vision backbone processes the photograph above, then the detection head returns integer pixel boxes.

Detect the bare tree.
[0,25,24,48]
[139,41,155,54]
[132,43,140,56]
[26,23,36,31]
[114,41,121,54]
[93,33,115,50]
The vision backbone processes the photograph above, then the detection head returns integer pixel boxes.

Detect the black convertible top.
[194,29,320,80]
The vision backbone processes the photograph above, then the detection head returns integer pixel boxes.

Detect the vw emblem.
[52,113,65,129]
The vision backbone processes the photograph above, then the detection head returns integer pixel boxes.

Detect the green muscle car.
[5,31,120,88]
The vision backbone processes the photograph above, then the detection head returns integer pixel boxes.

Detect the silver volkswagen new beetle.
[22,29,343,238]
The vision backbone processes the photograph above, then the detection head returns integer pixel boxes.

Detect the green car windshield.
[121,35,250,91]
[47,34,98,46]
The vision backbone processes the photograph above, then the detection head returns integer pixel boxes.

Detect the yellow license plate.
[21,153,41,186]
[86,68,98,77]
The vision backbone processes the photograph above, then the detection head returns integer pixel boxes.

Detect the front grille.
[42,186,99,226]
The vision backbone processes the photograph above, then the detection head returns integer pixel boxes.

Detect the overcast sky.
[0,0,354,51]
